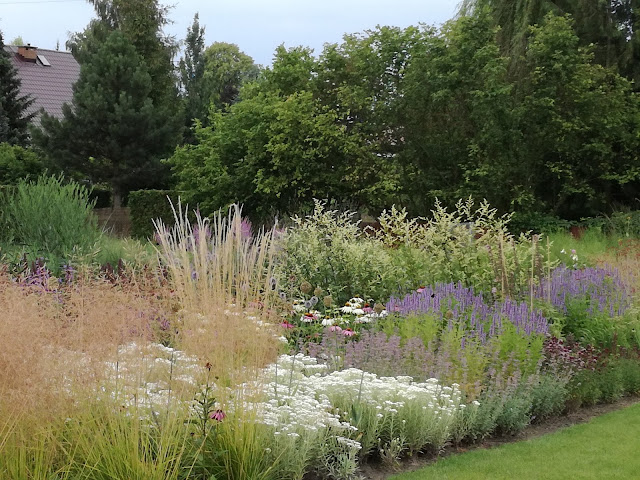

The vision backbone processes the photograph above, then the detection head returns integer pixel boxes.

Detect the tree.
[517,14,640,216]
[68,0,178,107]
[203,42,260,109]
[400,12,523,214]
[0,31,35,146]
[179,13,207,140]
[459,0,639,85]
[34,31,181,207]
[170,40,407,220]
[9,36,25,46]
[0,143,45,184]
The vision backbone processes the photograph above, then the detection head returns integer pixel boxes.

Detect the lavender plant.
[535,266,632,346]
[387,282,548,342]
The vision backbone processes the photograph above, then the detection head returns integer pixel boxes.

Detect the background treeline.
[169,7,640,226]
[1,0,639,229]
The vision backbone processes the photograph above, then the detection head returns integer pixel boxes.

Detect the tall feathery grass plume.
[153,200,281,383]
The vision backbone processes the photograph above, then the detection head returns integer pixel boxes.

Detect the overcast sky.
[0,0,460,65]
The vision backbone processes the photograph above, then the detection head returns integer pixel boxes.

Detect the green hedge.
[88,186,112,209]
[128,189,183,239]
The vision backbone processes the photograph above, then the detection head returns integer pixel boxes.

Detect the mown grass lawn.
[390,402,640,480]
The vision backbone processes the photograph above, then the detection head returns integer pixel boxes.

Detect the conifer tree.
[34,31,181,207]
[0,31,35,145]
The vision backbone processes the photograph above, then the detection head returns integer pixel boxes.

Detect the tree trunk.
[112,189,122,209]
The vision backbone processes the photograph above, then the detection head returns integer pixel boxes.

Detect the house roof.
[3,46,80,125]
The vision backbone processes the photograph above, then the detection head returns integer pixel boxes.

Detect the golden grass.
[0,272,167,421]
[154,202,280,383]
[0,204,285,477]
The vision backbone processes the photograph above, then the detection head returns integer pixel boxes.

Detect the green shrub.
[276,199,397,304]
[0,143,46,184]
[616,357,640,394]
[89,185,113,208]
[529,374,568,422]
[0,175,100,260]
[129,190,181,239]
[278,198,554,305]
[605,210,640,237]
[509,211,571,234]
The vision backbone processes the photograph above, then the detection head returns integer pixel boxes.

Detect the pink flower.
[210,409,226,422]
[329,325,342,333]
[280,321,295,329]
[342,328,356,337]
[417,286,426,293]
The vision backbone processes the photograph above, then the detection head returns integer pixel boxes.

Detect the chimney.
[17,44,37,62]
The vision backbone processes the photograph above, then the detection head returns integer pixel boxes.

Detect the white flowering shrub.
[228,354,467,478]
[90,345,467,479]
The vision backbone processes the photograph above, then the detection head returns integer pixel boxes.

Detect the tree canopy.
[169,10,640,223]
[35,31,181,207]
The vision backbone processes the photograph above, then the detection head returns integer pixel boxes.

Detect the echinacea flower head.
[329,325,343,333]
[342,328,356,337]
[340,304,354,314]
[301,312,317,323]
[210,409,226,422]
[280,321,295,329]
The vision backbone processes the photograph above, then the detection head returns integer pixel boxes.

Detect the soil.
[356,395,640,480]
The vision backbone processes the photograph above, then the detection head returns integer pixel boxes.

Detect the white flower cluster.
[292,296,388,327]
[231,353,467,467]
[102,342,203,413]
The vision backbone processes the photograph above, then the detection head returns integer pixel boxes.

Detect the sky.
[0,0,460,66]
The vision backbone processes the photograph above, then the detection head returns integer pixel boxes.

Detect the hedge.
[88,186,113,209]
[128,189,183,239]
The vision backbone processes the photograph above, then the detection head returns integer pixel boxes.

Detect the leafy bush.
[276,200,396,304]
[605,210,640,237]
[529,374,568,422]
[509,211,571,234]
[129,189,181,238]
[278,198,554,306]
[0,175,100,260]
[0,143,46,184]
[88,185,113,208]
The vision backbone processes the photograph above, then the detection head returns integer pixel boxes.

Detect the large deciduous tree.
[459,0,640,86]
[203,42,260,110]
[35,31,181,207]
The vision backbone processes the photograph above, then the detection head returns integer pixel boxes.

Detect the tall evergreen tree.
[0,31,35,145]
[68,0,178,107]
[34,31,181,207]
[179,13,207,141]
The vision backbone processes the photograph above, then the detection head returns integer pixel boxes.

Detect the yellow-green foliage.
[279,198,556,304]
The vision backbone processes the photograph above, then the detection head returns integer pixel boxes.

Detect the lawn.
[390,402,640,480]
